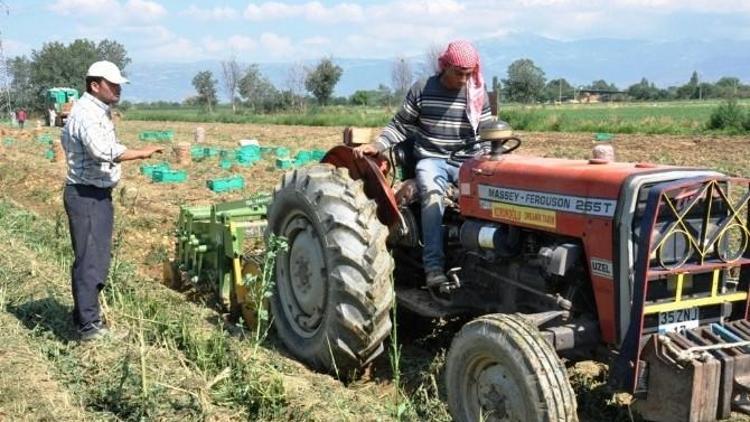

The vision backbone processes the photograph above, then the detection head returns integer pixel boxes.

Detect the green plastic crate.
[207,175,245,193]
[234,160,254,167]
[191,146,220,160]
[151,169,187,183]
[238,144,261,154]
[139,130,174,142]
[236,148,261,164]
[219,159,233,169]
[275,147,290,158]
[294,150,314,166]
[594,133,613,142]
[275,158,294,170]
[311,149,326,161]
[140,162,171,177]
[37,134,54,144]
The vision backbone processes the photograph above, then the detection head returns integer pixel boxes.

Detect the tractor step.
[395,287,466,318]
[635,320,750,422]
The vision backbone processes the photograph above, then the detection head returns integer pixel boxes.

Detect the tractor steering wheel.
[449,136,522,165]
[494,136,522,155]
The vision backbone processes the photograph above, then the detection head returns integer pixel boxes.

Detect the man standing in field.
[354,40,494,288]
[15,108,27,129]
[61,60,164,341]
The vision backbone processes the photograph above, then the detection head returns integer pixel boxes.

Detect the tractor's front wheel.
[266,164,394,376]
[446,314,577,422]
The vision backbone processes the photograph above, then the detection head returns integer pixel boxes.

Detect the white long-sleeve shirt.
[61,92,127,188]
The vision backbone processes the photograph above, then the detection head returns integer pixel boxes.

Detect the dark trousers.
[63,184,114,332]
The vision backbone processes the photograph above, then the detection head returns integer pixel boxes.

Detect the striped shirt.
[375,75,494,160]
[61,92,127,188]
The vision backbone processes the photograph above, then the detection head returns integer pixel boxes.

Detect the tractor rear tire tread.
[268,164,394,376]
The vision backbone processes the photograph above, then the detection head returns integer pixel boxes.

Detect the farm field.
[122,99,750,135]
[1,119,750,421]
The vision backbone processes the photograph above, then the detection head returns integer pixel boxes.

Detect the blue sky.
[2,0,750,64]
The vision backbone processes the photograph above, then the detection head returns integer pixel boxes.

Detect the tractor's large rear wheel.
[446,314,577,422]
[267,164,394,376]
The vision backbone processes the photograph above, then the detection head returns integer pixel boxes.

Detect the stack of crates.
[140,162,171,177]
[275,147,293,169]
[235,145,261,166]
[191,146,220,160]
[294,150,313,166]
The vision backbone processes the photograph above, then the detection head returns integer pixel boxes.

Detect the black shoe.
[425,270,448,288]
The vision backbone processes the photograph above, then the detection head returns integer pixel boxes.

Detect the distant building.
[577,88,625,103]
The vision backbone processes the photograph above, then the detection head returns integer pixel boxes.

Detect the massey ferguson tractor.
[168,122,750,422]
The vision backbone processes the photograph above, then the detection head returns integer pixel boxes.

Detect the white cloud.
[49,0,119,16]
[182,5,238,21]
[228,35,257,52]
[119,25,206,61]
[259,33,294,58]
[148,38,204,61]
[244,2,296,20]
[48,0,166,23]
[244,1,364,23]
[124,0,167,21]
[613,0,750,13]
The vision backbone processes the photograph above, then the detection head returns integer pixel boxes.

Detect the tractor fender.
[321,145,402,228]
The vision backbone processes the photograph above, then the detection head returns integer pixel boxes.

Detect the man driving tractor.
[354,40,495,288]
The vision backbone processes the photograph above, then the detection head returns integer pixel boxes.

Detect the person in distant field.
[15,108,27,129]
[61,60,165,342]
[353,40,494,288]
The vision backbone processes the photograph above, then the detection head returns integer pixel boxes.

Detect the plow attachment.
[166,194,270,325]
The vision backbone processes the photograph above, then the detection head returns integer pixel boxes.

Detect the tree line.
[5,39,749,115]
[501,59,750,103]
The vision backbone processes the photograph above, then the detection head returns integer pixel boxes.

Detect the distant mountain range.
[123,33,750,103]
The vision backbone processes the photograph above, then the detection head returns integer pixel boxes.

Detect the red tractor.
[264,122,750,422]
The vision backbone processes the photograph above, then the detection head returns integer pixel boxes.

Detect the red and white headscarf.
[438,40,485,131]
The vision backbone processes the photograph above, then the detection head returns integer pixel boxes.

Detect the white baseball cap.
[86,60,129,84]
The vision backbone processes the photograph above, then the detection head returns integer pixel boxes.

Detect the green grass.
[122,100,750,135]
[499,99,750,134]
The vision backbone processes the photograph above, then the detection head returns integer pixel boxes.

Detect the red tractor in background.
[262,121,750,422]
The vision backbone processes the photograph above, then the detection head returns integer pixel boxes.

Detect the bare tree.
[420,43,443,78]
[391,56,413,100]
[221,56,241,113]
[285,61,307,112]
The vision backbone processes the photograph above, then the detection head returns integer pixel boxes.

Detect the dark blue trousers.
[63,184,114,332]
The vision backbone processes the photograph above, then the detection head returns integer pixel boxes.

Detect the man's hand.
[142,146,165,158]
[353,143,380,159]
[116,146,165,162]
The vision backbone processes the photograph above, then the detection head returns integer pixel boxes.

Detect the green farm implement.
[165,194,271,326]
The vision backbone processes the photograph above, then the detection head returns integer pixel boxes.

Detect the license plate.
[658,307,699,333]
